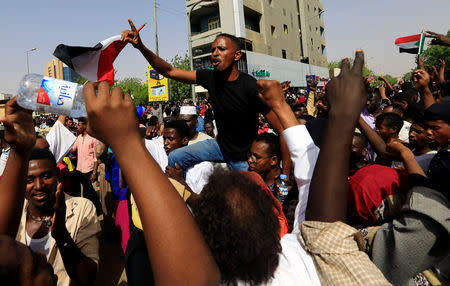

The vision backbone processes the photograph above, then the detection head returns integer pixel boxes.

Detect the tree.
[329,60,399,86]
[328,59,376,78]
[115,77,148,106]
[169,53,192,102]
[73,75,87,85]
[419,30,450,79]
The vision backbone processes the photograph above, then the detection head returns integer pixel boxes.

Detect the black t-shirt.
[427,146,450,200]
[196,69,269,161]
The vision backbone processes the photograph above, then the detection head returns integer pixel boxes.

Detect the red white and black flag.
[394,33,426,54]
[53,35,126,85]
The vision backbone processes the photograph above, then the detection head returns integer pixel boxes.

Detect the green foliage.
[382,74,398,86]
[328,60,399,85]
[73,75,87,85]
[115,77,148,106]
[419,30,450,79]
[169,53,192,102]
[328,59,376,78]
[402,71,413,82]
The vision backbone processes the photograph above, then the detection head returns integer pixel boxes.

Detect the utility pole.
[153,0,159,55]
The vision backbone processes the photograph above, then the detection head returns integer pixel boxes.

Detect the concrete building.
[45,59,80,82]
[186,0,328,89]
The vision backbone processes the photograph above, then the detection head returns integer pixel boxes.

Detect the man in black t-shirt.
[122,19,291,172]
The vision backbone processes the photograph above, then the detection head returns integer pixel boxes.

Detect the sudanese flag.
[53,35,126,85]
[394,33,425,54]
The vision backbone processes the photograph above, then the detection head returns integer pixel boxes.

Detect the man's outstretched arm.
[122,18,197,84]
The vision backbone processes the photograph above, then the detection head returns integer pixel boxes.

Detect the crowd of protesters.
[0,19,449,286]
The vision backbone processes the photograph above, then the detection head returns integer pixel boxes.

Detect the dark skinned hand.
[121,18,144,49]
[416,56,425,70]
[83,82,140,150]
[325,50,367,120]
[0,96,36,153]
[256,80,286,110]
[425,31,450,47]
[51,183,66,240]
[412,69,431,91]
[165,163,184,183]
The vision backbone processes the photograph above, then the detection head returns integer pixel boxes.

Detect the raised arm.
[51,185,98,286]
[256,80,299,130]
[306,50,367,222]
[83,82,219,285]
[386,140,425,176]
[263,110,293,178]
[413,69,436,109]
[357,116,387,156]
[378,75,394,93]
[122,19,197,84]
[0,97,36,237]
[257,80,320,229]
[438,59,446,84]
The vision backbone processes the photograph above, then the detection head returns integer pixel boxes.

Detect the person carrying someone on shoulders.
[121,18,291,175]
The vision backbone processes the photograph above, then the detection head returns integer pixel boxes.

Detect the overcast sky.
[1,0,448,94]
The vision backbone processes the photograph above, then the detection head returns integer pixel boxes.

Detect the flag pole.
[137,22,147,32]
[418,30,425,55]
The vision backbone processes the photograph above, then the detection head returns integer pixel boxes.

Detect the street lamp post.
[187,0,218,103]
[26,48,37,74]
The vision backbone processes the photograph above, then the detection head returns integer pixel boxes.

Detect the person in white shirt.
[145,120,213,194]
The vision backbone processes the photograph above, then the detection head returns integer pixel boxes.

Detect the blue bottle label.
[37,77,77,114]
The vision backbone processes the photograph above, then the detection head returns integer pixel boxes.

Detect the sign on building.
[147,66,169,102]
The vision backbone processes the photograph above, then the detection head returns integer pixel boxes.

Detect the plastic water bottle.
[278,174,289,204]
[17,74,87,118]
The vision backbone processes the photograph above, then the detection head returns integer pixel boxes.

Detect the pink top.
[72,133,98,173]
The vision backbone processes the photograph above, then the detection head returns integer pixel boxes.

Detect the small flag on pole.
[395,33,426,54]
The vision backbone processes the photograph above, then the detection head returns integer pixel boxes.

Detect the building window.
[208,17,219,31]
[244,6,261,33]
[269,0,272,6]
[282,49,287,59]
[284,24,288,34]
[271,25,276,36]
[321,45,326,56]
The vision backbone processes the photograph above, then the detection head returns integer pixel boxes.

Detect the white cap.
[180,106,197,115]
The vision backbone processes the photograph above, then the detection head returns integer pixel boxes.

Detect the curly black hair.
[254,133,281,159]
[193,169,281,285]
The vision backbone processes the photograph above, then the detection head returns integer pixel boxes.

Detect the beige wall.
[187,0,327,68]
[299,0,327,67]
